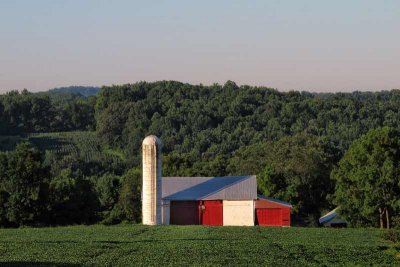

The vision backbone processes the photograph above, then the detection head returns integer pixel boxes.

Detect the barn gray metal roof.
[319,208,339,224]
[162,175,257,200]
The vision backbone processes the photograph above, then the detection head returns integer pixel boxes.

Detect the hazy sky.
[1,0,399,92]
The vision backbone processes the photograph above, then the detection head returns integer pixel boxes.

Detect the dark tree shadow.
[0,263,81,267]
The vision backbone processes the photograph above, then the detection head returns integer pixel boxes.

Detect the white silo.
[142,135,162,225]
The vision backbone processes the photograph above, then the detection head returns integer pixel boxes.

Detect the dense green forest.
[96,81,400,166]
[0,81,399,227]
[0,89,96,134]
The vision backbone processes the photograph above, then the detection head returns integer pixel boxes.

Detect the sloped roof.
[319,208,339,224]
[162,175,257,200]
[257,195,292,207]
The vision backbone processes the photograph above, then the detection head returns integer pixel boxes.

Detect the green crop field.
[0,132,124,165]
[0,225,398,266]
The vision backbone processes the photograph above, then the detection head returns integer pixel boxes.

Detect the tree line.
[95,81,400,166]
[0,143,140,227]
[0,89,96,135]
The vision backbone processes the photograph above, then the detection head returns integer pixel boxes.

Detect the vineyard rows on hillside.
[0,132,124,165]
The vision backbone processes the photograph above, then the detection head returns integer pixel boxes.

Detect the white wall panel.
[223,200,254,226]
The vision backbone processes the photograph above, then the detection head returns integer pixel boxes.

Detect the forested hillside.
[0,89,96,134]
[96,81,400,169]
[1,81,400,227]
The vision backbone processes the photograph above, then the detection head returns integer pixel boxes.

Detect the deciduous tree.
[332,127,400,228]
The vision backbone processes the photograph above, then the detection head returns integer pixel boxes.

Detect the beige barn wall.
[223,200,254,226]
[162,200,170,225]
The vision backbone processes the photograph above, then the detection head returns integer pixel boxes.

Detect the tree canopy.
[0,89,95,134]
[254,134,335,225]
[332,127,400,228]
[95,81,400,170]
[0,143,50,226]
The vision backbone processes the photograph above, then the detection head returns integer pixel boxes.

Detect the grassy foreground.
[0,225,398,266]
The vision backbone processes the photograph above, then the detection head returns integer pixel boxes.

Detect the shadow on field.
[0,263,80,267]
[0,238,235,246]
[92,238,237,244]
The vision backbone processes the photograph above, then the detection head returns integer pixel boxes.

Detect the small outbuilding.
[319,208,347,227]
[255,195,292,227]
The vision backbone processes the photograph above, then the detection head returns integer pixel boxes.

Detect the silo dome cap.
[143,135,161,145]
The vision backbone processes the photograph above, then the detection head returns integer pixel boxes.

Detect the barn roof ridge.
[162,175,257,200]
[193,175,254,200]
[163,175,255,179]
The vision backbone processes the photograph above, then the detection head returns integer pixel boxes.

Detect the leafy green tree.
[198,155,228,177]
[96,173,121,222]
[227,142,271,175]
[332,127,400,228]
[0,191,10,226]
[0,142,50,226]
[0,88,96,134]
[49,168,99,225]
[117,168,142,223]
[163,153,195,177]
[256,134,335,225]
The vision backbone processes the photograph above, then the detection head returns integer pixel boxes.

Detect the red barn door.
[170,201,199,225]
[256,208,283,226]
[200,200,223,226]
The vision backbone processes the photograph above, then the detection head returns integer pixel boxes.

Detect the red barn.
[161,176,292,227]
[164,176,255,226]
[255,195,292,227]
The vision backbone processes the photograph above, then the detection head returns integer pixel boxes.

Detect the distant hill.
[47,86,100,97]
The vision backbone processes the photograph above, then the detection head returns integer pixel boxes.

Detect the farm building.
[142,135,292,226]
[319,208,347,227]
[255,195,291,227]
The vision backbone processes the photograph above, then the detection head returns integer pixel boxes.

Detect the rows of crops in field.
[0,225,397,266]
[30,132,125,164]
[0,132,124,165]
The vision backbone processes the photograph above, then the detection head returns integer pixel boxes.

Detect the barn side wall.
[162,200,170,225]
[323,216,346,227]
[255,199,292,227]
[223,200,254,226]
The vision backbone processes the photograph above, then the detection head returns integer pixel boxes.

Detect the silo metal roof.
[162,175,257,200]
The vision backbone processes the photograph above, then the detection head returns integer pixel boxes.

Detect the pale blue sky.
[0,0,399,92]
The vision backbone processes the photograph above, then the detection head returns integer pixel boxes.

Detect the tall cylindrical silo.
[142,135,162,225]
